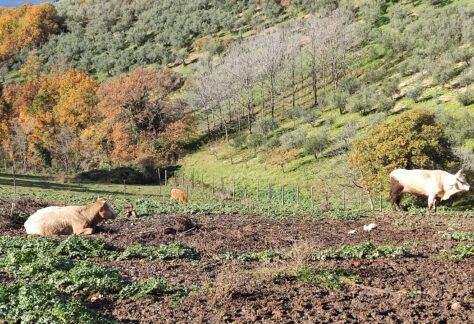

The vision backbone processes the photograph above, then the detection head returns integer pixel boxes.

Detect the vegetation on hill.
[0,0,472,198]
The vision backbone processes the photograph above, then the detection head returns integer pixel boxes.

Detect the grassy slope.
[179,0,474,191]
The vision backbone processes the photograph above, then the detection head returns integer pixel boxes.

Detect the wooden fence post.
[164,170,168,186]
[379,182,383,211]
[343,189,346,210]
[244,186,247,199]
[257,181,260,201]
[311,186,314,209]
[221,176,224,194]
[186,185,189,198]
[181,174,185,187]
[191,170,195,189]
[268,184,272,201]
[212,177,215,194]
[158,168,161,185]
[232,181,235,200]
[296,185,300,206]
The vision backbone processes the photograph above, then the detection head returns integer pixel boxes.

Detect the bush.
[230,133,247,149]
[304,131,330,159]
[314,242,410,260]
[265,136,281,149]
[349,109,455,191]
[74,167,151,184]
[280,129,307,151]
[328,91,349,114]
[458,90,474,106]
[247,133,265,151]
[254,116,278,135]
[406,86,423,102]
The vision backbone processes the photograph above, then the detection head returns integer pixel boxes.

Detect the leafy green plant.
[438,231,474,241]
[439,244,474,259]
[118,242,198,260]
[0,283,108,323]
[118,279,189,301]
[314,242,410,260]
[216,250,285,262]
[55,235,115,259]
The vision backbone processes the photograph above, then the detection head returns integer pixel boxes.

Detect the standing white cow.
[389,169,470,211]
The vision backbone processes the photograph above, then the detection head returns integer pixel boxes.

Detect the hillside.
[0,0,473,199]
[179,0,474,197]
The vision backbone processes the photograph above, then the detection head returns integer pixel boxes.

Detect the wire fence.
[158,169,387,212]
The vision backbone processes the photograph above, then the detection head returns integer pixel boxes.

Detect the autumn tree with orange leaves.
[0,4,59,62]
[98,67,193,168]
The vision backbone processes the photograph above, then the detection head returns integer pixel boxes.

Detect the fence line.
[157,169,385,211]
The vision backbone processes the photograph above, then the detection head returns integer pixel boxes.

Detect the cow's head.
[97,197,117,219]
[454,169,470,192]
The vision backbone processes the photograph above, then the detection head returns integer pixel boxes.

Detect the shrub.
[75,167,150,184]
[457,90,474,106]
[349,109,455,191]
[280,129,307,151]
[438,231,474,241]
[440,244,474,259]
[406,85,423,102]
[304,131,330,159]
[265,136,281,149]
[230,133,247,149]
[247,133,265,151]
[254,116,278,135]
[328,91,349,115]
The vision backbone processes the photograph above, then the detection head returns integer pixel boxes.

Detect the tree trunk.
[270,74,276,122]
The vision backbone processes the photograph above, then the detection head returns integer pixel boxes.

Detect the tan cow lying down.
[24,197,117,236]
[170,188,188,203]
[390,169,470,211]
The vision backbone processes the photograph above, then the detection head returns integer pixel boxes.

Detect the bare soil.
[2,199,474,323]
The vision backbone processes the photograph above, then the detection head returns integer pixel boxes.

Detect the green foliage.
[118,279,189,301]
[349,109,455,191]
[55,235,114,259]
[216,250,285,262]
[0,283,107,324]
[247,133,265,151]
[75,167,153,184]
[314,242,410,260]
[406,86,423,103]
[457,90,474,106]
[280,129,307,151]
[254,116,278,135]
[438,231,474,241]
[304,130,330,159]
[328,91,349,114]
[39,0,271,76]
[230,133,247,149]
[47,261,125,294]
[118,242,198,261]
[440,244,474,259]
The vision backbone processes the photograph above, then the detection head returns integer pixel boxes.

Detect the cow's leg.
[390,177,404,211]
[78,228,94,235]
[73,224,94,235]
[428,194,436,211]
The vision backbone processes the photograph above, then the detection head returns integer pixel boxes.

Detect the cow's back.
[24,206,78,236]
[391,169,437,195]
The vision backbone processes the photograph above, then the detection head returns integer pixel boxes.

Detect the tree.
[349,109,455,192]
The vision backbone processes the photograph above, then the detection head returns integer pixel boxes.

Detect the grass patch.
[313,242,410,260]
[437,230,474,241]
[274,268,359,288]
[215,250,285,262]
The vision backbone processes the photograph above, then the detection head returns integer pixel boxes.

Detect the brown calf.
[170,188,188,203]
